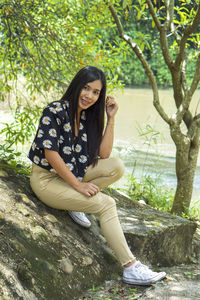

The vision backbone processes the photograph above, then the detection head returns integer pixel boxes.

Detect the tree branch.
[165,0,181,43]
[188,53,200,99]
[169,4,200,127]
[108,4,171,125]
[175,3,200,67]
[164,0,174,29]
[145,0,161,31]
[175,53,200,126]
[146,0,174,70]
[181,57,188,93]
[107,4,124,38]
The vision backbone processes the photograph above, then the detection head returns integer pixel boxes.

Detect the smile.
[81,98,90,106]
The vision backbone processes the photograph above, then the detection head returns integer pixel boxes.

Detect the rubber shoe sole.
[123,271,166,286]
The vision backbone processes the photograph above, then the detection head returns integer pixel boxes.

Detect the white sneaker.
[68,211,91,228]
[123,261,166,285]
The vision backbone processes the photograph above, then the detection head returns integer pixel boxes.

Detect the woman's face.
[78,80,102,113]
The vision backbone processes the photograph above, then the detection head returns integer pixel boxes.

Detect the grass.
[119,172,200,221]
[0,158,31,176]
[122,173,174,212]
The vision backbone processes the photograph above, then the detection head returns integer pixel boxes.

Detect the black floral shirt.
[28,100,89,180]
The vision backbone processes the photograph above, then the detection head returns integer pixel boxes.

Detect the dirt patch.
[80,261,200,300]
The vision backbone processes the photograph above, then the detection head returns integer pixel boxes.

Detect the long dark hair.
[60,66,106,166]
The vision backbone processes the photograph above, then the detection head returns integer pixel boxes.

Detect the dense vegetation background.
[1,0,198,94]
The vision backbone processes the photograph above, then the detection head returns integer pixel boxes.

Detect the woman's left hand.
[106,96,118,119]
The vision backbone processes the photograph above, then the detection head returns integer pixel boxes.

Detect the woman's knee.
[106,195,116,208]
[110,157,125,179]
[95,194,116,213]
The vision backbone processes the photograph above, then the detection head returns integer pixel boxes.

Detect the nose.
[85,90,93,99]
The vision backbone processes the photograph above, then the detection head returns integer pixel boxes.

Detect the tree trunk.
[171,144,199,215]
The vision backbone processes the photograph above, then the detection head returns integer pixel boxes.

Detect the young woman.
[28,66,166,285]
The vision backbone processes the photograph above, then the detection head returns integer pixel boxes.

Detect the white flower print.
[81,133,87,142]
[37,129,44,138]
[75,144,82,153]
[52,102,63,112]
[33,155,40,164]
[56,106,63,112]
[41,158,49,166]
[79,123,83,130]
[58,135,64,144]
[66,163,74,171]
[49,106,57,114]
[63,146,71,155]
[43,140,52,149]
[42,116,51,125]
[49,128,57,137]
[50,168,57,174]
[63,122,71,132]
[52,102,60,106]
[77,176,83,181]
[32,142,36,151]
[79,155,87,163]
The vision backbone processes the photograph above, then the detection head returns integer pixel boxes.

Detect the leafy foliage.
[122,172,200,219]
[0,0,124,100]
[0,105,42,168]
[126,173,174,211]
[0,105,42,147]
[105,0,200,87]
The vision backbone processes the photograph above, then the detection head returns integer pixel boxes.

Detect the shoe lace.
[136,262,155,275]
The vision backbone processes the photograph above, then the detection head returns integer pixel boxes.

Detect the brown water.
[115,88,200,158]
[112,88,200,202]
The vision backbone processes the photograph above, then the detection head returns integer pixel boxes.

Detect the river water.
[112,88,200,202]
[1,88,200,202]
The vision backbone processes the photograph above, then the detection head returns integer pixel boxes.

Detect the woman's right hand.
[44,150,100,197]
[74,182,100,197]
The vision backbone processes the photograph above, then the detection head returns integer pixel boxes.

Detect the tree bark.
[170,120,200,214]
[171,145,199,215]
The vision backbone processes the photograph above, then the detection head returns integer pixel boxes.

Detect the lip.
[81,98,90,106]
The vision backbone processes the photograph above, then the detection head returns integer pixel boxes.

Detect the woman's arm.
[44,149,99,197]
[99,96,118,159]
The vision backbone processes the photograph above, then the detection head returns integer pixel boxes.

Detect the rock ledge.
[0,164,198,300]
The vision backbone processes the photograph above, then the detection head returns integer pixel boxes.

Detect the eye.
[83,85,89,91]
[94,90,100,95]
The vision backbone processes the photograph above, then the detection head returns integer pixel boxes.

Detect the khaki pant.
[30,157,135,265]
